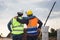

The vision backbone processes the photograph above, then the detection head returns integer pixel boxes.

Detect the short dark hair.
[17,12,23,16]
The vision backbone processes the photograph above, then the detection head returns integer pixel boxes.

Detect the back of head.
[17,12,23,16]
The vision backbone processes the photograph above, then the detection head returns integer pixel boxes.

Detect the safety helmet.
[17,12,23,16]
[26,10,33,16]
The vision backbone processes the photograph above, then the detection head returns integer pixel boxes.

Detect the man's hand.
[22,29,27,40]
[37,28,41,35]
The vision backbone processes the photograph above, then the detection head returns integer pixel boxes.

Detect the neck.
[28,14,33,17]
[18,16,22,17]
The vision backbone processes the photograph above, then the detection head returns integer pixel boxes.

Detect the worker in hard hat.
[7,12,24,40]
[17,10,43,40]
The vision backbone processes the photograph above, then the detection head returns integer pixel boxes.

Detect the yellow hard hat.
[26,10,33,15]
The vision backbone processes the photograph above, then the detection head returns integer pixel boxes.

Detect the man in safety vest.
[17,10,43,40]
[7,12,24,40]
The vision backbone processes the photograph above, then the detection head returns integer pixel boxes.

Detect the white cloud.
[46,18,60,30]
[50,11,60,19]
[17,0,44,3]
[17,0,52,5]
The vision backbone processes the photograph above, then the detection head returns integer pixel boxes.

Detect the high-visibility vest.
[27,17,38,35]
[11,17,24,34]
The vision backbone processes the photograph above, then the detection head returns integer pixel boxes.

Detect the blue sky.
[0,0,60,37]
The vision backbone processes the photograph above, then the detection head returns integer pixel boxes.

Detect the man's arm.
[17,17,28,24]
[37,19,43,35]
[7,19,12,32]
[38,19,43,28]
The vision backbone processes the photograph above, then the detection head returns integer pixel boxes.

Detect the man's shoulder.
[28,16,36,19]
[23,17,28,20]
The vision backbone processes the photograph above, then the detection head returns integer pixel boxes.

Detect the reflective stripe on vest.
[27,17,38,35]
[27,27,38,35]
[11,17,24,34]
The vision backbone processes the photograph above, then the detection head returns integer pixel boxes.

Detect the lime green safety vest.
[11,17,24,34]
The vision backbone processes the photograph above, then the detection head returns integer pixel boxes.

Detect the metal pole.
[37,1,56,40]
[44,1,56,26]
